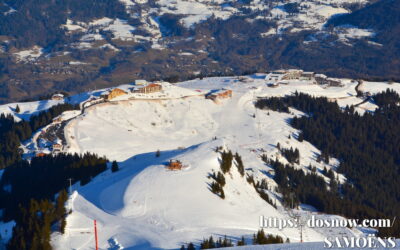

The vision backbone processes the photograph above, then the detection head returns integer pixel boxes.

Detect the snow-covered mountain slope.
[0,99,64,122]
[50,75,400,249]
[0,91,98,122]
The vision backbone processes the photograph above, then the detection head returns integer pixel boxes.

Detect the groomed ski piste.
[2,74,400,249]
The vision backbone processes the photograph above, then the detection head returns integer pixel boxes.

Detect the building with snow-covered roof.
[206,89,233,101]
[315,75,343,87]
[166,160,183,171]
[300,72,315,81]
[134,79,148,86]
[51,93,64,100]
[133,83,162,94]
[52,143,63,153]
[266,70,287,82]
[101,88,128,100]
[282,69,303,80]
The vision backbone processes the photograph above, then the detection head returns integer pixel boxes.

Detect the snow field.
[50,76,400,249]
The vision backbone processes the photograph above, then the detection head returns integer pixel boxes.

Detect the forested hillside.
[256,90,400,237]
[0,102,109,249]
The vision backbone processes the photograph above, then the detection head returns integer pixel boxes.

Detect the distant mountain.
[328,0,400,30]
[0,0,398,103]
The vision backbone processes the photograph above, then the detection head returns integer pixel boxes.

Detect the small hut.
[166,160,183,171]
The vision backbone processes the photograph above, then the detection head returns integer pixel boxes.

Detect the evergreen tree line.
[2,152,108,249]
[208,149,235,199]
[0,103,80,169]
[180,230,286,249]
[0,152,107,221]
[267,156,353,212]
[0,103,109,249]
[246,174,276,208]
[209,171,226,199]
[234,152,245,176]
[253,229,286,245]
[199,235,233,249]
[7,190,68,250]
[256,90,400,237]
[209,150,246,199]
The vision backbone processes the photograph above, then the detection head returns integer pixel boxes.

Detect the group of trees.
[181,230,286,249]
[253,229,285,245]
[8,190,68,250]
[1,152,108,249]
[209,171,226,199]
[211,149,276,207]
[280,147,300,164]
[0,103,109,248]
[0,98,114,249]
[256,89,400,237]
[199,235,234,249]
[209,150,247,199]
[267,156,343,211]
[234,152,245,176]
[0,153,107,221]
[246,174,276,208]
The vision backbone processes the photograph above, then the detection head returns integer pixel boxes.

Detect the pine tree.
[234,153,245,176]
[15,105,20,113]
[237,236,246,246]
[187,242,195,250]
[216,171,225,186]
[220,188,225,199]
[111,160,119,172]
[298,132,304,142]
[56,189,68,233]
[220,150,233,173]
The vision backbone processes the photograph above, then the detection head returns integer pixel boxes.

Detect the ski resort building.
[315,75,344,87]
[51,93,64,100]
[101,88,128,100]
[52,143,63,153]
[134,79,147,85]
[300,72,315,81]
[35,152,48,157]
[266,69,305,82]
[266,70,286,81]
[134,83,162,94]
[166,160,183,170]
[206,89,233,101]
[282,70,303,80]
